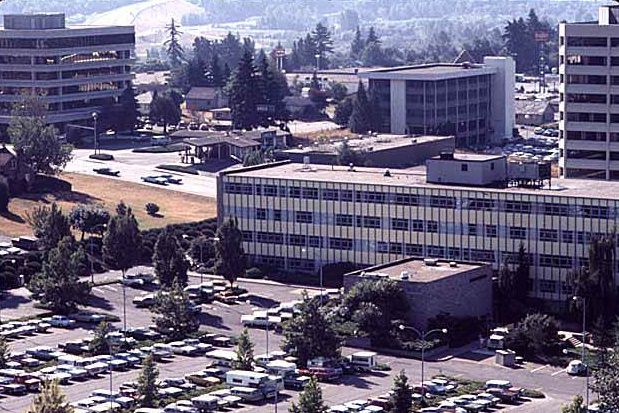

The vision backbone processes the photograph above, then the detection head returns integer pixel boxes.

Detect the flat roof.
[359,64,496,81]
[282,135,453,155]
[223,162,619,201]
[349,258,486,283]
[431,153,505,162]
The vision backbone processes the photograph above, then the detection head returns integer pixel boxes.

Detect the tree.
[561,395,586,413]
[27,380,73,413]
[591,345,619,410]
[227,50,259,130]
[145,202,160,216]
[312,23,334,69]
[189,236,216,267]
[137,355,159,407]
[27,203,72,250]
[505,312,559,359]
[214,218,247,287]
[281,292,341,367]
[165,19,184,67]
[149,93,181,134]
[234,328,255,370]
[0,335,9,368]
[349,82,371,134]
[9,95,72,175]
[390,370,413,413]
[330,83,348,102]
[350,26,365,58]
[0,181,8,213]
[243,150,266,167]
[336,140,366,167]
[118,86,140,132]
[69,204,110,241]
[342,279,410,346]
[153,228,189,288]
[151,281,199,339]
[28,236,91,314]
[88,321,113,355]
[210,52,224,87]
[334,97,353,127]
[289,376,327,413]
[361,42,387,67]
[366,27,380,46]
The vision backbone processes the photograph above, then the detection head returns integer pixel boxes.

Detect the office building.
[559,5,619,180]
[344,258,493,329]
[0,13,135,130]
[218,157,618,307]
[358,56,515,148]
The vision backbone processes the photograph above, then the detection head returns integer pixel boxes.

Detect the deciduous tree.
[153,228,189,288]
[27,203,71,250]
[390,370,413,413]
[69,204,110,241]
[152,281,199,339]
[214,218,247,287]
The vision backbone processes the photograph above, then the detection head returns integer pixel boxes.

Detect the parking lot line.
[104,285,118,292]
[531,365,548,373]
[92,287,105,294]
[551,369,566,376]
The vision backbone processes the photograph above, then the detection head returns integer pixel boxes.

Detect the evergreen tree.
[165,19,184,67]
[153,228,190,288]
[28,236,91,314]
[210,52,224,87]
[149,93,181,134]
[312,23,333,69]
[234,328,255,370]
[348,82,371,134]
[88,321,113,355]
[189,236,216,267]
[281,292,341,367]
[389,370,413,413]
[289,376,327,413]
[214,218,247,287]
[187,56,207,87]
[137,355,159,407]
[334,97,353,126]
[0,335,9,368]
[227,50,259,130]
[351,26,365,58]
[26,203,71,250]
[366,26,380,45]
[118,86,140,132]
[28,380,73,413]
[151,281,199,339]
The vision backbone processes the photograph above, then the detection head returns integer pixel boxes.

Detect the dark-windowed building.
[0,13,135,132]
[358,56,514,148]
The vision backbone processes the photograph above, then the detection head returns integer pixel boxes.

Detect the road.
[1,274,585,412]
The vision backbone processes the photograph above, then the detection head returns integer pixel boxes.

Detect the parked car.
[159,174,183,185]
[45,315,76,328]
[93,167,120,177]
[567,360,588,376]
[141,176,168,185]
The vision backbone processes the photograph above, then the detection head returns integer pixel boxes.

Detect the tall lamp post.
[91,111,99,156]
[573,295,589,407]
[399,325,448,405]
[246,300,281,413]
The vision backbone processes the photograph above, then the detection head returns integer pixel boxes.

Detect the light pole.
[315,53,321,71]
[302,247,324,306]
[398,325,448,405]
[573,295,589,407]
[92,112,99,156]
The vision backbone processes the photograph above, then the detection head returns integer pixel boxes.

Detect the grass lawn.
[0,172,216,237]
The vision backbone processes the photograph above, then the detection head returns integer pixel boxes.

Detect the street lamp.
[398,324,448,405]
[573,295,589,407]
[91,112,99,156]
[302,247,324,306]
[315,53,321,71]
[246,299,281,413]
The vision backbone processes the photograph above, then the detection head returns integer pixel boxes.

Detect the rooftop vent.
[384,169,391,177]
[400,271,409,280]
[348,163,355,172]
[424,258,438,266]
[439,152,454,160]
[449,261,458,268]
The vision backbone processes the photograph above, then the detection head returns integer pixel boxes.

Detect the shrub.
[88,153,114,161]
[245,267,264,279]
[145,203,160,216]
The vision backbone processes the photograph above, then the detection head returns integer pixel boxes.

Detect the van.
[230,386,264,402]
[347,351,377,370]
[191,394,219,411]
[205,349,237,368]
[225,370,272,388]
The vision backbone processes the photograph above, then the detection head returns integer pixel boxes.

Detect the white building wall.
[484,56,515,143]
[390,79,407,134]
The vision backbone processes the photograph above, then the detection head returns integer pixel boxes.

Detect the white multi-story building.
[559,5,619,180]
[0,13,135,131]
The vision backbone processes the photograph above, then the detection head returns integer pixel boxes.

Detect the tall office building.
[559,5,619,180]
[358,56,515,148]
[0,13,135,131]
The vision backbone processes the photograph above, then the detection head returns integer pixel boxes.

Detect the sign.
[535,31,549,42]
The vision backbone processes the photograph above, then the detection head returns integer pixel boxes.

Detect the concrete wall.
[390,80,407,135]
[484,56,515,143]
[343,265,494,330]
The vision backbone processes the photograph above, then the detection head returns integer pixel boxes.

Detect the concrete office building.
[358,56,515,148]
[559,4,619,180]
[218,158,618,306]
[0,13,135,130]
[344,258,493,329]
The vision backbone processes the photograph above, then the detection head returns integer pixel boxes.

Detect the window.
[566,93,607,104]
[288,234,306,246]
[241,231,253,241]
[289,187,302,198]
[485,225,497,238]
[430,196,456,208]
[389,243,403,254]
[329,237,353,251]
[539,229,558,242]
[427,221,439,233]
[357,216,381,229]
[461,164,468,172]
[427,245,445,257]
[539,254,573,269]
[567,37,607,47]
[539,280,558,293]
[302,187,319,199]
[467,224,478,236]
[543,203,572,217]
[470,249,495,262]
[322,189,339,200]
[295,211,313,224]
[256,232,284,244]
[340,190,354,202]
[391,218,409,231]
[377,242,389,253]
[581,205,609,219]
[405,244,423,256]
[394,193,420,206]
[255,208,267,220]
[412,220,424,231]
[263,185,278,196]
[335,214,354,227]
[467,199,495,211]
[509,227,527,240]
[561,230,574,243]
[224,182,253,195]
[504,200,532,214]
[273,210,282,221]
[308,236,323,248]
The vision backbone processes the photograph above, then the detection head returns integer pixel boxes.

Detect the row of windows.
[226,183,617,218]
[0,34,135,50]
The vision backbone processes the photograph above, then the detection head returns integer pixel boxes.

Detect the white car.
[168,341,200,356]
[567,360,587,376]
[46,315,76,328]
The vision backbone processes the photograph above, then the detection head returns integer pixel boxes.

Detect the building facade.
[0,13,135,130]
[559,5,619,180]
[218,162,619,306]
[358,57,514,148]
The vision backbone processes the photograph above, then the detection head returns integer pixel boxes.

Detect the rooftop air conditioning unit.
[400,271,409,280]
[449,261,458,268]
[424,258,438,266]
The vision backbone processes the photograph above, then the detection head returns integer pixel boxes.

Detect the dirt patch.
[0,172,216,237]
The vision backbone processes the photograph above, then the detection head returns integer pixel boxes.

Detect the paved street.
[0,273,586,412]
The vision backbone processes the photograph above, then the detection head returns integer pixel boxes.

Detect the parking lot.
[0,273,585,412]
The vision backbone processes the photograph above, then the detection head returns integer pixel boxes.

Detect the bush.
[245,267,264,279]
[88,153,114,161]
[522,389,545,399]
[0,181,9,212]
[145,203,160,216]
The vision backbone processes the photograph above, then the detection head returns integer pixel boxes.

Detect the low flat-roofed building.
[278,135,455,168]
[514,99,556,126]
[344,258,493,329]
[426,153,508,186]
